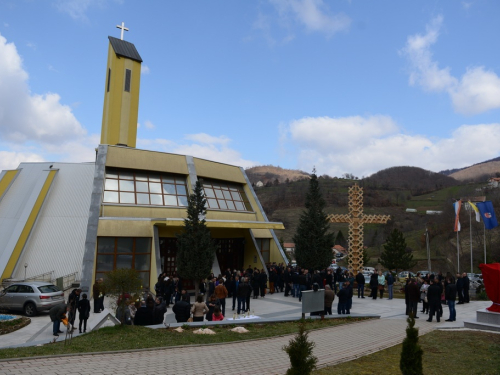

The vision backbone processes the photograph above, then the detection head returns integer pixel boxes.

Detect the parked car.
[362,271,372,285]
[397,271,415,283]
[0,282,65,316]
[363,267,375,274]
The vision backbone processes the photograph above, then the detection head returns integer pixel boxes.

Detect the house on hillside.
[332,245,347,256]
[488,177,500,188]
[283,242,295,256]
[255,181,264,188]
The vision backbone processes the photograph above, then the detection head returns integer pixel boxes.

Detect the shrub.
[282,322,318,375]
[400,314,423,375]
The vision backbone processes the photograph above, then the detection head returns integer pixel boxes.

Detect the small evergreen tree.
[400,314,423,375]
[293,171,335,270]
[102,268,143,324]
[283,322,318,375]
[176,180,216,297]
[379,229,415,273]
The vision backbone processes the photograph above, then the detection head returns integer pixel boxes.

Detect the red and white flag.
[453,200,461,232]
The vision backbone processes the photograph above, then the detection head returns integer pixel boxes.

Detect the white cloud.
[144,120,155,130]
[0,33,86,144]
[282,115,500,177]
[54,0,123,21]
[269,0,351,37]
[137,134,256,168]
[402,16,500,115]
[0,32,97,169]
[0,151,45,170]
[141,65,150,75]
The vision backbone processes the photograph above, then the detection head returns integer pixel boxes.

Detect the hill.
[449,160,500,181]
[364,166,458,195]
[245,165,310,185]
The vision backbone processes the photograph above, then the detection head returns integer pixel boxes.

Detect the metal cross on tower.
[116,22,129,40]
[326,183,390,275]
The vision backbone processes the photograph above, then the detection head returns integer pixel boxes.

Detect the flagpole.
[484,223,486,264]
[469,204,473,274]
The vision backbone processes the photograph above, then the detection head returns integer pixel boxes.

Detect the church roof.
[108,36,143,63]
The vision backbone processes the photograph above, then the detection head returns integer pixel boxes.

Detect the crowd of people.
[403,271,470,323]
[48,265,474,335]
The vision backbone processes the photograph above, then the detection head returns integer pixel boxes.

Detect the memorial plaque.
[301,289,325,314]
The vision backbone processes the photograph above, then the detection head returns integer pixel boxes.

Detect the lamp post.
[24,263,28,281]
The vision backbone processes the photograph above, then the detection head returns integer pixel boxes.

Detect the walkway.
[0,292,491,375]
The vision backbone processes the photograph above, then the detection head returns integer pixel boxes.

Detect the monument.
[326,184,390,274]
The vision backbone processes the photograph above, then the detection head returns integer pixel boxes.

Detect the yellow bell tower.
[101,25,142,148]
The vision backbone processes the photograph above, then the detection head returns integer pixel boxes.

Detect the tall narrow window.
[124,69,131,92]
[107,68,111,92]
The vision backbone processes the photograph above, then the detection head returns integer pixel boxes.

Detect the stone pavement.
[0,292,491,375]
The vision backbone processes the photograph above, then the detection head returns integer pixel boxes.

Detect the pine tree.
[283,322,318,375]
[293,171,335,270]
[176,180,216,297]
[400,314,423,375]
[379,228,415,273]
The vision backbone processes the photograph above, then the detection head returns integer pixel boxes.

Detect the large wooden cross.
[326,183,390,275]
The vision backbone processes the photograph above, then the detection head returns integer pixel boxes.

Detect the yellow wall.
[194,158,246,184]
[101,44,141,147]
[106,146,189,175]
[1,170,57,281]
[102,204,188,219]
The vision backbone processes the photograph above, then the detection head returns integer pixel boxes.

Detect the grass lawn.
[0,317,367,360]
[314,329,500,375]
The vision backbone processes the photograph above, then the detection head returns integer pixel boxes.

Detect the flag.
[468,201,481,222]
[476,201,499,230]
[453,200,461,232]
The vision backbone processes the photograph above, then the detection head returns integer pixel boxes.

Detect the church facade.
[0,34,286,294]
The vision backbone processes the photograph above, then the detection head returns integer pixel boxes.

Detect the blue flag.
[475,201,499,230]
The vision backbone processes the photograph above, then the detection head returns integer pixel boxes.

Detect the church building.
[0,32,286,294]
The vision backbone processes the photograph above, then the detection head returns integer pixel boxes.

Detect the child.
[212,306,224,321]
[77,293,91,333]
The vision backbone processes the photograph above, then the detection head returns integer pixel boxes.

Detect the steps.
[464,308,500,332]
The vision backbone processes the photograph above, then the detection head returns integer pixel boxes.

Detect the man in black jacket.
[284,267,292,297]
[462,272,470,303]
[456,273,464,304]
[49,304,68,336]
[445,277,457,322]
[172,295,191,323]
[355,270,365,298]
[406,279,420,318]
[426,279,443,322]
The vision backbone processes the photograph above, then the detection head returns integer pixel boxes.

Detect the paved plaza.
[0,292,491,375]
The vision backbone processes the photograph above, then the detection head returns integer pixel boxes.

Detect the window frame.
[201,179,252,212]
[96,237,151,287]
[103,168,189,207]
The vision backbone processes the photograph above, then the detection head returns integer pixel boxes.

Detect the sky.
[0,0,499,178]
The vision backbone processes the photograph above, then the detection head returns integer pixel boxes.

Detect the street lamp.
[24,263,28,281]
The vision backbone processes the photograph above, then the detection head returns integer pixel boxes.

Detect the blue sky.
[1,0,499,177]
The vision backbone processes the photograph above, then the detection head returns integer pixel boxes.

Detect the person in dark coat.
[324,285,335,315]
[456,273,464,304]
[406,279,420,318]
[237,277,249,314]
[445,277,457,322]
[337,284,349,314]
[67,288,81,329]
[134,298,155,326]
[92,279,104,313]
[260,270,268,297]
[251,270,260,299]
[426,279,443,322]
[462,272,470,303]
[284,267,292,297]
[153,297,167,324]
[345,281,354,314]
[369,273,378,299]
[355,270,365,298]
[172,295,191,323]
[77,293,91,333]
[49,304,68,336]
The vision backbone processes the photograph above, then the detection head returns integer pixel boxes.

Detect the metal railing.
[1,270,55,290]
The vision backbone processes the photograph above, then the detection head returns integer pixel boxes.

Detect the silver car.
[0,282,65,317]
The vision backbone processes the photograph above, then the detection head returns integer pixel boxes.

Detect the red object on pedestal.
[479,263,500,313]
